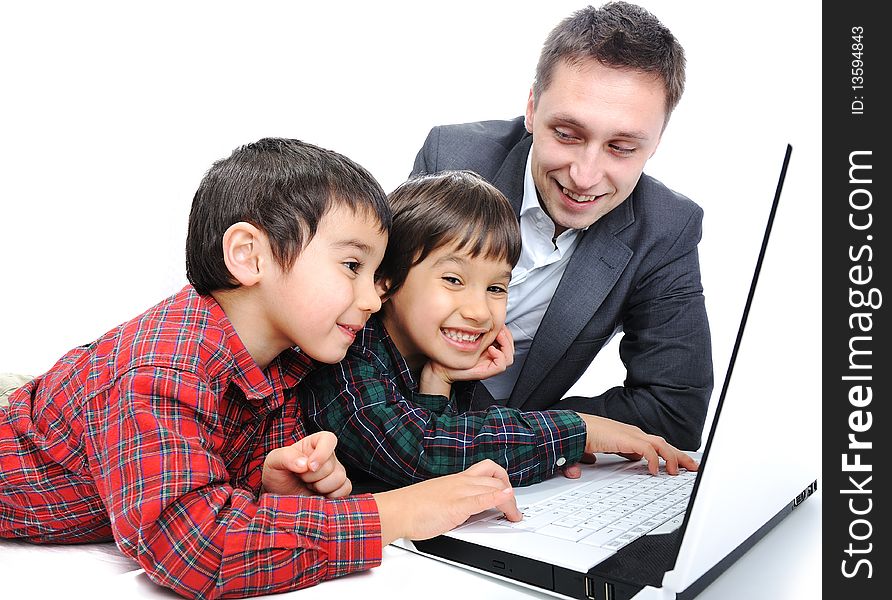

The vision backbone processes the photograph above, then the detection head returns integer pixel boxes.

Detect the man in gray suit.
[411,2,712,452]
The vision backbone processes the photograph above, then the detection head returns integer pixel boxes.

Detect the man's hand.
[573,414,700,475]
[373,459,521,546]
[261,431,352,498]
[419,326,515,396]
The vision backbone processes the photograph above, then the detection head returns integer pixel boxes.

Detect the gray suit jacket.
[411,117,713,450]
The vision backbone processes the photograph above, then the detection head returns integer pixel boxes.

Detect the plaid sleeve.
[89,369,382,600]
[302,354,587,487]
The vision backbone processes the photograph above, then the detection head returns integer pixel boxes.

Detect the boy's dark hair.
[378,170,521,297]
[533,1,686,124]
[186,137,390,295]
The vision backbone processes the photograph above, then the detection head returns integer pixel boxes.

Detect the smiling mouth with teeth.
[562,187,601,203]
[441,329,483,343]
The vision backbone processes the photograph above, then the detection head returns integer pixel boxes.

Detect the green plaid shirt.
[300,315,586,487]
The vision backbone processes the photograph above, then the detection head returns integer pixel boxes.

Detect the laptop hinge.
[587,530,680,600]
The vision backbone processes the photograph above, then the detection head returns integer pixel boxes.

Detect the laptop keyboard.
[490,463,695,551]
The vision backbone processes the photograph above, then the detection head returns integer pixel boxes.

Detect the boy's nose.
[460,293,491,324]
[357,278,382,313]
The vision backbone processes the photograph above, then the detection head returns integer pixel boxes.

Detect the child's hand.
[373,459,521,546]
[421,326,515,395]
[575,414,700,476]
[261,431,352,498]
[560,452,597,479]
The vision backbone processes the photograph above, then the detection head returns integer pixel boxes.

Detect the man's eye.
[610,144,636,155]
[554,129,576,141]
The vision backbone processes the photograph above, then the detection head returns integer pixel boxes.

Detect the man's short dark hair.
[186,137,390,295]
[533,1,686,122]
[378,170,521,297]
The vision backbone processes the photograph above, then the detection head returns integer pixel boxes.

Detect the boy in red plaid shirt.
[0,138,520,599]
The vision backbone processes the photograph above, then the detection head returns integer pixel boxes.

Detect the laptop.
[394,144,817,599]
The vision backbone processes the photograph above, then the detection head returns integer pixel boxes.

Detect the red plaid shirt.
[0,286,382,599]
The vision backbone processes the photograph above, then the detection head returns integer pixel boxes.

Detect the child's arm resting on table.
[302,347,587,488]
[94,370,382,600]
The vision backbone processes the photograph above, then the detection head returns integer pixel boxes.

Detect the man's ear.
[524,87,536,133]
[222,222,266,287]
[375,277,392,303]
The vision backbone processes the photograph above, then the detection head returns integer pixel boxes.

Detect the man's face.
[525,59,667,235]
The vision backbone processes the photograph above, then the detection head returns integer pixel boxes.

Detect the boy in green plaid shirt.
[301,171,697,490]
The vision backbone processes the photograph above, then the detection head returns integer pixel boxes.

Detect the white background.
[0,1,821,598]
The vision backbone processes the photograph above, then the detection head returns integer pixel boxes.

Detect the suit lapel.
[491,135,531,216]
[508,188,635,409]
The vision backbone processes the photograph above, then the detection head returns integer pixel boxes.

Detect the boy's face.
[262,204,387,364]
[525,58,666,236]
[382,243,511,372]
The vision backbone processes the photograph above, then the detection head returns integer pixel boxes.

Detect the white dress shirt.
[482,146,583,401]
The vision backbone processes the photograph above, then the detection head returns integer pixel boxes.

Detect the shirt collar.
[200,290,313,402]
[364,314,418,394]
[520,146,544,219]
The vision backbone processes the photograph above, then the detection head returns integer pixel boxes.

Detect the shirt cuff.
[525,410,587,475]
[409,391,452,413]
[322,493,383,579]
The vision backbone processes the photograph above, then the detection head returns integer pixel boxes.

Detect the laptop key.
[579,527,625,547]
[535,524,593,542]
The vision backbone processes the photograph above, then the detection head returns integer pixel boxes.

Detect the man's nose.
[569,146,605,191]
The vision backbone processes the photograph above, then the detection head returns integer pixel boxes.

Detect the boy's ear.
[222,222,266,287]
[374,277,392,302]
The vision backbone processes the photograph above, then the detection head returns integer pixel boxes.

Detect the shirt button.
[556,457,567,467]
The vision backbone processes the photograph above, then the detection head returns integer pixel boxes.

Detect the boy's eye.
[487,285,508,294]
[442,276,462,285]
[343,261,361,273]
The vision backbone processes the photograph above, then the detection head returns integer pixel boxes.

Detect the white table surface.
[0,488,820,600]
